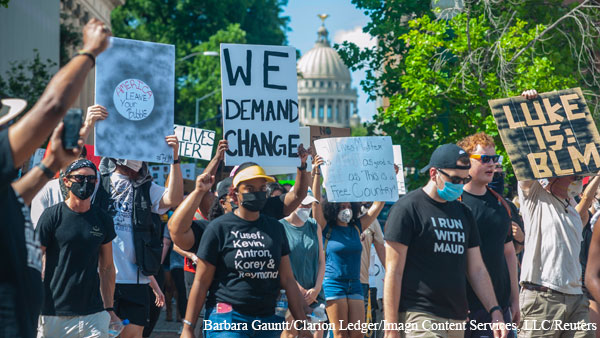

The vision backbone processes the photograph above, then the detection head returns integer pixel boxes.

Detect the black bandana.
[65,159,97,176]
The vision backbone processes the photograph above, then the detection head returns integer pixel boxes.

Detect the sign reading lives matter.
[315,136,399,202]
[220,43,300,166]
[174,125,215,161]
[95,37,175,163]
[489,88,600,181]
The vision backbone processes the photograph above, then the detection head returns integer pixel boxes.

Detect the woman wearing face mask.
[312,180,385,338]
[181,162,312,338]
[280,155,327,338]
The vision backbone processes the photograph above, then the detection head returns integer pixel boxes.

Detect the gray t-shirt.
[518,181,583,294]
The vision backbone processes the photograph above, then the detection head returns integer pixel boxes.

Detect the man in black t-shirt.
[457,133,519,338]
[383,144,508,338]
[36,160,117,337]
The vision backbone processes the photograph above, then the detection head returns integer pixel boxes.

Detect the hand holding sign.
[165,135,179,160]
[216,139,229,161]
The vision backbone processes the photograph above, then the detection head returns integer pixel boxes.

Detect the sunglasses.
[437,169,472,185]
[470,154,500,164]
[66,174,97,183]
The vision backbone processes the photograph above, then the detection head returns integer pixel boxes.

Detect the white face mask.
[567,180,583,198]
[337,208,353,224]
[594,199,600,211]
[296,208,311,223]
[124,160,143,172]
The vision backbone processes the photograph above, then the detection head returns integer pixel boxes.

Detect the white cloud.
[333,26,376,49]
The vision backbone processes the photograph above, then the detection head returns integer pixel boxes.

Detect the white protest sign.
[174,125,215,161]
[314,136,399,202]
[220,43,300,167]
[368,244,385,300]
[263,127,311,175]
[95,37,175,163]
[393,145,406,195]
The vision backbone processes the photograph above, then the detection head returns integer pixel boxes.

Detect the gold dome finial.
[316,14,330,45]
[318,14,329,24]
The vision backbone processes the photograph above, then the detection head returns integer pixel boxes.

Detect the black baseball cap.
[420,143,471,173]
[216,177,233,199]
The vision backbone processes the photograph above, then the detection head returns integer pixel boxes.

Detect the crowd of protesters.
[5,17,600,338]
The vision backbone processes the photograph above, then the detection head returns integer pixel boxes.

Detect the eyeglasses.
[470,154,500,164]
[437,169,472,185]
[66,175,97,183]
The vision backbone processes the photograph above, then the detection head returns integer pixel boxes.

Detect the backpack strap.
[323,226,332,253]
[486,186,511,218]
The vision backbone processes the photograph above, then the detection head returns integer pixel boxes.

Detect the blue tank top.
[323,220,362,280]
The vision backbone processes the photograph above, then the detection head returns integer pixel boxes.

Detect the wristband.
[298,163,307,171]
[104,307,115,312]
[183,319,194,328]
[488,305,502,316]
[173,158,180,164]
[37,163,56,179]
[76,50,95,67]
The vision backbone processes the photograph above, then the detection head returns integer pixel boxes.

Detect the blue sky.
[283,0,376,122]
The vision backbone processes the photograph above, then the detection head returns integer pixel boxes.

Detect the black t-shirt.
[197,212,290,316]
[0,128,44,337]
[384,188,480,320]
[461,190,513,312]
[184,220,209,273]
[37,202,116,316]
[263,194,285,219]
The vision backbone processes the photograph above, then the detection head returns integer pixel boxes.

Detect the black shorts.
[114,283,150,326]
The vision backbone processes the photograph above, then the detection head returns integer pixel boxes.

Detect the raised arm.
[283,144,310,216]
[168,173,213,251]
[359,201,385,232]
[202,139,228,178]
[80,104,108,142]
[311,155,326,230]
[577,174,600,225]
[586,216,600,301]
[159,135,184,209]
[8,19,110,167]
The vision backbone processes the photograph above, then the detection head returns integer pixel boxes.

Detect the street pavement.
[149,308,183,338]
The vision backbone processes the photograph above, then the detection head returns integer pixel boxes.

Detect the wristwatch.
[298,162,307,171]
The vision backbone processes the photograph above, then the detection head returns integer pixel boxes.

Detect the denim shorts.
[322,278,364,301]
[204,304,285,338]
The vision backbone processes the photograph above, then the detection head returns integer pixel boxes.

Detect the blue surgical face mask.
[437,179,464,202]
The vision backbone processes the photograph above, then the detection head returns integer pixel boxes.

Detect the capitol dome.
[297,14,359,128]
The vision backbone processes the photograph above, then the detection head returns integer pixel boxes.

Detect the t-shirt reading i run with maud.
[385,188,480,320]
[197,212,290,316]
[37,202,116,316]
[461,190,513,313]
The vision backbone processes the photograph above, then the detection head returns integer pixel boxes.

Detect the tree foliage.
[338,0,600,190]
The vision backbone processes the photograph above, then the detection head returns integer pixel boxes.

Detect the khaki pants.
[398,311,466,338]
[518,288,595,338]
[37,310,110,338]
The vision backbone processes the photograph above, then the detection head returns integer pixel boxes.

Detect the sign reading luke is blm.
[174,125,215,161]
[489,88,600,181]
[220,43,300,166]
[315,136,399,203]
[95,37,175,164]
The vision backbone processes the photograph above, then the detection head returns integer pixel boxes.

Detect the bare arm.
[280,255,310,323]
[160,135,184,209]
[504,242,520,323]
[98,242,119,322]
[311,155,326,229]
[383,241,407,331]
[202,139,227,177]
[359,201,385,232]
[182,259,215,336]
[167,173,213,250]
[80,105,108,142]
[283,145,310,216]
[173,244,198,264]
[7,19,110,167]
[374,240,386,267]
[586,219,600,301]
[161,237,171,264]
[577,175,600,225]
[305,222,325,305]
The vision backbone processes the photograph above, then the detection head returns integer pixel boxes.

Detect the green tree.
[0,51,57,111]
[1,0,9,8]
[338,0,600,190]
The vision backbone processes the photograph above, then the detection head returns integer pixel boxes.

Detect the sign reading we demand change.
[220,43,300,166]
[489,88,600,181]
[315,136,399,203]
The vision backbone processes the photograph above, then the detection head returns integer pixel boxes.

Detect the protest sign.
[174,125,215,160]
[314,136,399,202]
[221,43,299,166]
[308,125,351,151]
[489,88,600,180]
[392,145,406,195]
[95,37,175,163]
[263,127,311,175]
[28,148,46,171]
[369,244,385,300]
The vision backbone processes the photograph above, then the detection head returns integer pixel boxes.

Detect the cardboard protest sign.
[174,125,215,161]
[489,88,600,180]
[392,145,406,195]
[314,136,399,202]
[263,127,311,175]
[220,43,299,166]
[308,125,351,151]
[95,37,175,163]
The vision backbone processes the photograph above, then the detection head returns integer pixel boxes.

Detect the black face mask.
[239,191,267,212]
[489,172,505,196]
[70,181,95,200]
